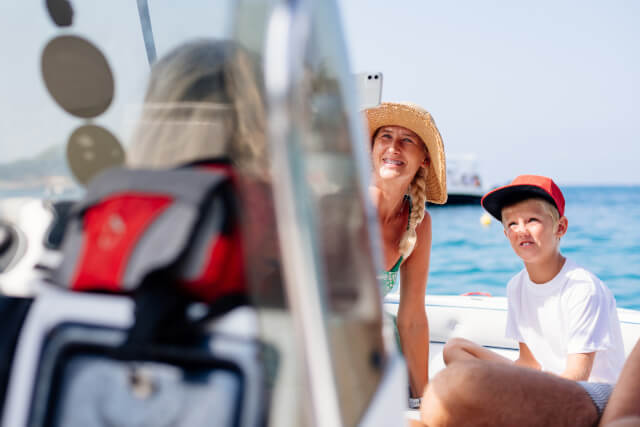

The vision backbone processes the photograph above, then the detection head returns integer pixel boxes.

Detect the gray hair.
[127,39,267,175]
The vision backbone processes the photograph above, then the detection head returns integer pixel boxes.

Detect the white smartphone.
[355,72,383,110]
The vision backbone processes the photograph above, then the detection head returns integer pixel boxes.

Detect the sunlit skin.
[369,125,429,271]
[501,199,568,284]
[371,126,428,185]
[369,126,429,268]
[368,125,432,398]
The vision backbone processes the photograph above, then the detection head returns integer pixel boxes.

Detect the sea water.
[427,186,640,310]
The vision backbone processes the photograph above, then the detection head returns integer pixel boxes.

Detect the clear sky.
[1,1,637,187]
[0,1,230,167]
[337,0,640,187]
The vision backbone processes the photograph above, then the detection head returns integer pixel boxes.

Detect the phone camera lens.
[374,75,379,79]
[367,75,372,80]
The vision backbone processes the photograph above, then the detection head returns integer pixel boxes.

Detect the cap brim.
[481,184,559,221]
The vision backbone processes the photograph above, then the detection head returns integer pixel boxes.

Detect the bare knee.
[442,337,473,365]
[420,361,485,426]
[420,370,456,426]
[425,360,599,427]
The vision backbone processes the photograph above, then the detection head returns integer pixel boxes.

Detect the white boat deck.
[384,293,640,379]
[385,293,640,425]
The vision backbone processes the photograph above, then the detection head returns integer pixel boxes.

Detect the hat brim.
[481,184,559,221]
[365,102,447,204]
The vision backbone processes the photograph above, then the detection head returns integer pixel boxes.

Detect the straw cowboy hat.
[365,102,447,204]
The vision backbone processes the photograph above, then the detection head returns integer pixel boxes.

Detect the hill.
[0,145,70,181]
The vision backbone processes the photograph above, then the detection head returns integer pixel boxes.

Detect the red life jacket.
[52,162,246,306]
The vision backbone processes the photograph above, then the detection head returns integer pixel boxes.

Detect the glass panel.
[0,1,234,200]
[305,2,386,422]
[148,0,234,57]
[261,1,387,424]
[1,2,387,425]
[233,3,302,426]
[0,0,240,294]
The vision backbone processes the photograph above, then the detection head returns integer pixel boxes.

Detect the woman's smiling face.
[371,125,428,180]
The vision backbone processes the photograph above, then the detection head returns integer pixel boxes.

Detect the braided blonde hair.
[398,166,428,258]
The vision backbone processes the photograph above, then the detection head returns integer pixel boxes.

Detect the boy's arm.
[561,352,595,381]
[564,277,616,381]
[514,342,541,370]
[515,343,595,380]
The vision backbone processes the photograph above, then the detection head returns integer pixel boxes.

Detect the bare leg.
[442,337,514,365]
[421,360,598,427]
[602,419,640,427]
[600,341,640,426]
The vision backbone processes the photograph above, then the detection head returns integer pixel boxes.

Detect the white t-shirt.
[505,258,625,383]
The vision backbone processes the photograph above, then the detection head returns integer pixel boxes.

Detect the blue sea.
[427,186,640,311]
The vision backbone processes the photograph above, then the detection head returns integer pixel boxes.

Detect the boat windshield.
[0,1,235,198]
[0,1,389,426]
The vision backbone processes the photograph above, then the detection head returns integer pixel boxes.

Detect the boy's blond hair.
[501,196,560,229]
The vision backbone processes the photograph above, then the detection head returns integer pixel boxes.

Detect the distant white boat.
[0,198,54,296]
[443,154,485,205]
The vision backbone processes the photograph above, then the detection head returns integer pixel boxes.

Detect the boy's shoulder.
[564,259,601,287]
[562,258,613,299]
[505,259,608,295]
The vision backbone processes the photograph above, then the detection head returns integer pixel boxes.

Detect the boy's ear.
[556,216,568,238]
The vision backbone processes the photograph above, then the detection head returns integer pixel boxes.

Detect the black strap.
[119,282,191,357]
[0,297,33,413]
[119,281,249,359]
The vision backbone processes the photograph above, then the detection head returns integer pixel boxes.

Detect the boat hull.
[432,193,482,206]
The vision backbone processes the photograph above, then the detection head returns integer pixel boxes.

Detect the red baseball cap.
[481,175,565,221]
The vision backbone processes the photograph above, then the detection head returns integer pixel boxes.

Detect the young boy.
[443,174,624,384]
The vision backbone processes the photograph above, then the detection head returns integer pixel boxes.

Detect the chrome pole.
[263,2,343,427]
[136,0,156,65]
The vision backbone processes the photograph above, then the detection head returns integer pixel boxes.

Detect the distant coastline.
[0,143,79,192]
[0,175,75,191]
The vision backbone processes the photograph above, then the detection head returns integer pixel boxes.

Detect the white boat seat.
[384,293,640,378]
[1,282,271,427]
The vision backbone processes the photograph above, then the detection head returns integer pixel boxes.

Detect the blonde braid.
[398,167,428,259]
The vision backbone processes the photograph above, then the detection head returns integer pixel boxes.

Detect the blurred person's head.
[127,39,285,305]
[127,39,266,176]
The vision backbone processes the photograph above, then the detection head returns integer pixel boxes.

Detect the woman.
[365,102,447,408]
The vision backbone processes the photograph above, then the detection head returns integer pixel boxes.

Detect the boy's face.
[501,199,568,264]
